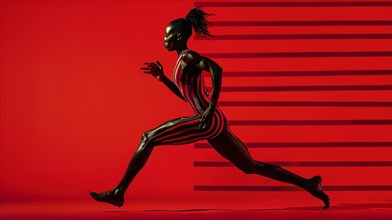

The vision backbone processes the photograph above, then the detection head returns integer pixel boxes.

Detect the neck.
[176,45,189,57]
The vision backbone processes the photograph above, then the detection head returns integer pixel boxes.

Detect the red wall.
[1,0,391,207]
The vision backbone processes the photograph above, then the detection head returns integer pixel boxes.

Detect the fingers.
[139,67,151,74]
[139,61,162,75]
[198,121,207,130]
[198,122,204,130]
[198,117,204,130]
[139,62,155,71]
[198,115,207,130]
[140,61,162,68]
[141,62,152,68]
[140,62,150,71]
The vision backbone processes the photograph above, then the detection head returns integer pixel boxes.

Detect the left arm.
[183,51,223,130]
[197,57,223,109]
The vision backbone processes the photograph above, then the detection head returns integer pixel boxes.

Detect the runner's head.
[164,7,213,51]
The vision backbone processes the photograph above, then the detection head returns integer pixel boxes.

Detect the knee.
[237,162,258,175]
[141,131,154,143]
[140,131,157,148]
[256,161,283,174]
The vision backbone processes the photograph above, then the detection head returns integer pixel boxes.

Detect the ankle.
[113,188,125,197]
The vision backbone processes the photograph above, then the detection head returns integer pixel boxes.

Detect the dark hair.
[185,7,214,38]
[170,7,214,39]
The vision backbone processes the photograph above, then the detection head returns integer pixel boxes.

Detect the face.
[164,24,178,51]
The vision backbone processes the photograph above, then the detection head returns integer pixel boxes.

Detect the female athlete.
[89,7,330,209]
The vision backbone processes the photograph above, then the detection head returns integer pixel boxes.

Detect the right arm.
[140,61,185,101]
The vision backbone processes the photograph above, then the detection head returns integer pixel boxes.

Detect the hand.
[198,105,216,131]
[139,60,164,81]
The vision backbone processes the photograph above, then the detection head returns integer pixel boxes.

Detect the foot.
[304,176,330,209]
[89,189,124,207]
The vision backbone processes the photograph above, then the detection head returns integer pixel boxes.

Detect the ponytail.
[185,7,214,38]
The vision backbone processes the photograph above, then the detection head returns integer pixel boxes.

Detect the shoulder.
[182,50,202,65]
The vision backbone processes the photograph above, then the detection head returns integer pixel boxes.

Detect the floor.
[1,195,391,220]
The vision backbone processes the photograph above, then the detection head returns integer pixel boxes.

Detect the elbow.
[212,65,223,76]
[217,65,223,73]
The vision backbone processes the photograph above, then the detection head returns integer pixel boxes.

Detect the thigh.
[146,115,197,136]
[207,128,255,167]
[149,113,224,146]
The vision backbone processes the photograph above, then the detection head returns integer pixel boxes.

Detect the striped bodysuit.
[148,51,228,145]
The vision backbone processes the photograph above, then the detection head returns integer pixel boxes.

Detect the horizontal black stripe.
[194,185,392,191]
[194,161,392,167]
[228,119,392,125]
[194,1,392,7]
[194,141,392,148]
[203,51,392,58]
[218,101,392,107]
[210,20,392,26]
[206,85,392,92]
[196,34,392,40]
[205,70,392,77]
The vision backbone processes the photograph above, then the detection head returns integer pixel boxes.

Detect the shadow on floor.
[104,202,392,212]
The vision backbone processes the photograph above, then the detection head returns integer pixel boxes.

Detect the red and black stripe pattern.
[150,52,228,145]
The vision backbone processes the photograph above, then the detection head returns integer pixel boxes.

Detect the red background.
[1,0,391,211]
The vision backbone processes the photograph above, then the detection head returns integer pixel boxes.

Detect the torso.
[172,51,211,114]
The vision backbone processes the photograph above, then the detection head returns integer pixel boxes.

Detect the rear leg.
[305,176,330,209]
[207,128,330,209]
